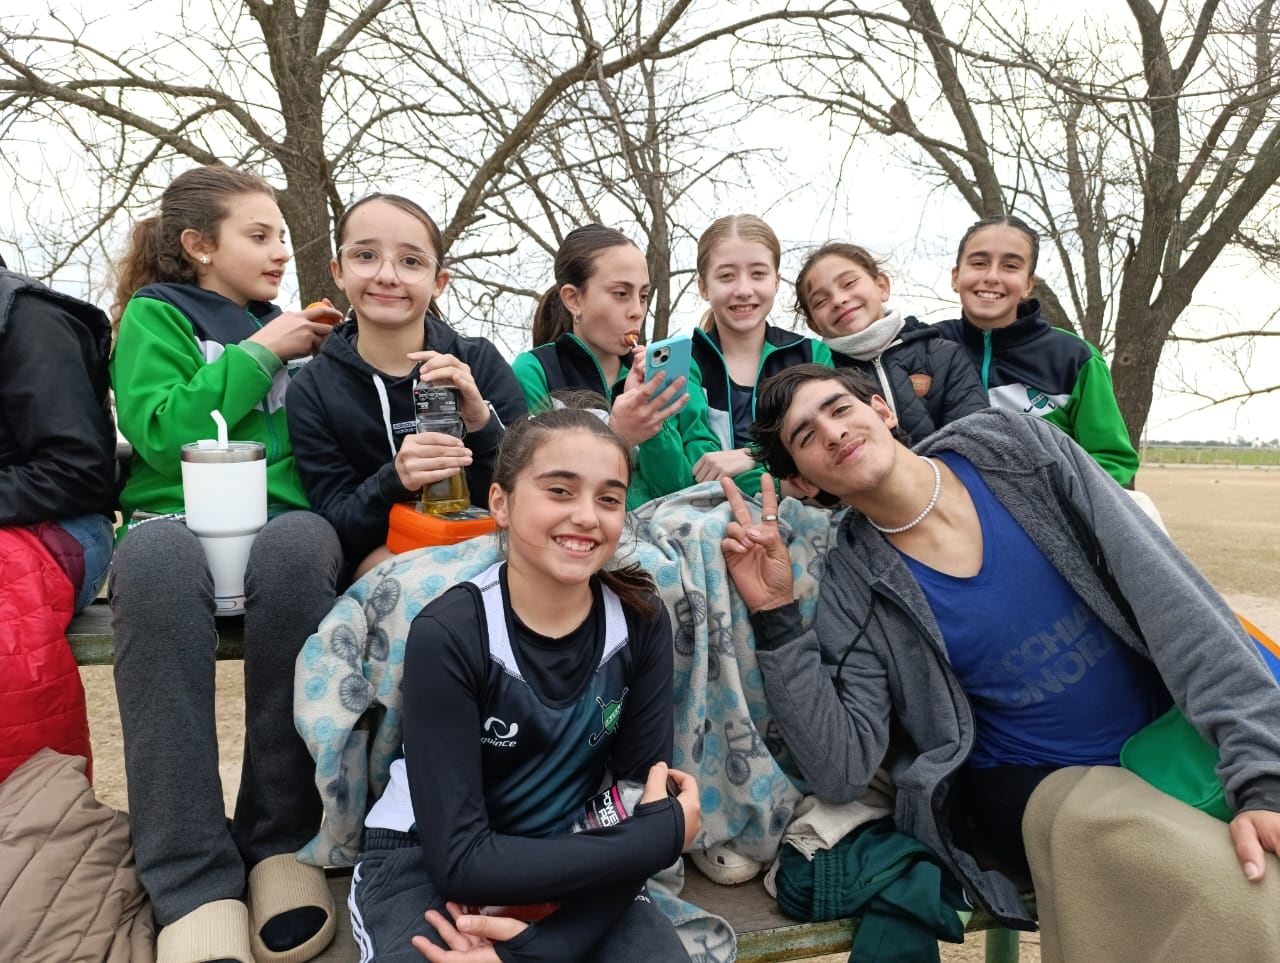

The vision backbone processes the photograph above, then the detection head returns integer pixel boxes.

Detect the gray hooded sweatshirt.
[751,408,1280,928]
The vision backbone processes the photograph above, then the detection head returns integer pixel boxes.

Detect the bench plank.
[68,600,245,664]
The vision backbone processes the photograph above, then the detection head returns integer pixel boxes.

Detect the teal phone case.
[644,334,692,397]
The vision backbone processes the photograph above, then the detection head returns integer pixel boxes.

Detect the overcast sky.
[5,0,1278,443]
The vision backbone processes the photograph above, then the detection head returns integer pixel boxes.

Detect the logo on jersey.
[588,688,628,746]
[481,716,519,748]
[1023,387,1058,413]
[988,383,1068,420]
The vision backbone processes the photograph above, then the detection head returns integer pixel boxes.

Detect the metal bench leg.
[985,928,1020,963]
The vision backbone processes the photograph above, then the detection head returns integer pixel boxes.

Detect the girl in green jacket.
[512,224,712,510]
[688,215,833,500]
[109,165,343,963]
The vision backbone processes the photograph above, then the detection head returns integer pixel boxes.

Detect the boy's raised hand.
[720,474,794,613]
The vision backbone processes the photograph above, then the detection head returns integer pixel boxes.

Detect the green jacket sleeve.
[677,355,732,468]
[111,295,275,477]
[512,351,552,412]
[629,415,697,509]
[1050,347,1139,487]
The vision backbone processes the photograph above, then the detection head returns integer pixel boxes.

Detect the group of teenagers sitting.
[2,160,1278,963]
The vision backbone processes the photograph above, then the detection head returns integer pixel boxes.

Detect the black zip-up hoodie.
[286,315,526,564]
[0,269,116,525]
[829,316,988,445]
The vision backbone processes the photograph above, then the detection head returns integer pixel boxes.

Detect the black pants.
[951,764,1061,879]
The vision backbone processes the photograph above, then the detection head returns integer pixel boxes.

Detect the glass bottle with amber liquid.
[413,380,471,515]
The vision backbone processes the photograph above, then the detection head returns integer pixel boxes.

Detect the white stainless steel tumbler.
[181,440,267,616]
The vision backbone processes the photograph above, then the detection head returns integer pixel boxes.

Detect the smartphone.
[644,334,692,405]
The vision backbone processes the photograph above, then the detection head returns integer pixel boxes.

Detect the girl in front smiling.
[349,401,701,962]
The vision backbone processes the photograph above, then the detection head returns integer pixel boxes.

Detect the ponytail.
[111,216,188,333]
[599,564,659,617]
[532,283,573,347]
[698,308,717,334]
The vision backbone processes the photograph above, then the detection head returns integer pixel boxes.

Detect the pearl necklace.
[867,457,941,535]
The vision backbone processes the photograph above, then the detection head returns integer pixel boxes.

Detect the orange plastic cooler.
[386,502,497,553]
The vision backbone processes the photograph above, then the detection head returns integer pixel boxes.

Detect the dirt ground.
[80,466,1280,963]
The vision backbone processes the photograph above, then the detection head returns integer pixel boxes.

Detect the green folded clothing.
[775,817,967,963]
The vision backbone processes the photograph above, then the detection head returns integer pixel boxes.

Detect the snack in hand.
[306,299,340,325]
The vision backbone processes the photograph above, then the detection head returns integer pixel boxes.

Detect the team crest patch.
[1024,387,1058,412]
[909,373,932,398]
[589,687,629,746]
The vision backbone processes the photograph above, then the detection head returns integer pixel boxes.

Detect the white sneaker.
[690,844,762,885]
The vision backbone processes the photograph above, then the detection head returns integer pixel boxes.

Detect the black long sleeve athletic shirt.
[400,563,684,961]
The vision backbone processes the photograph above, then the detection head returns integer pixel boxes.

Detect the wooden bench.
[69,598,245,664]
[69,602,1026,962]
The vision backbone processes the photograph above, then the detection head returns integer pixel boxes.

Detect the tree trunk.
[252,1,343,311]
[276,183,341,309]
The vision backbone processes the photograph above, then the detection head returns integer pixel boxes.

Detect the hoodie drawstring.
[373,374,397,458]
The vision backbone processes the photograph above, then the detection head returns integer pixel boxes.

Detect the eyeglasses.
[337,246,438,283]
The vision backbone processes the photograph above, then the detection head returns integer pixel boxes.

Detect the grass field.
[1137,464,1280,599]
[1140,445,1280,467]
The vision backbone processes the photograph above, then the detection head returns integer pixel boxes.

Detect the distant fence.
[1141,446,1280,467]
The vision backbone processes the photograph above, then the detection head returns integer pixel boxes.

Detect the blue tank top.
[900,452,1162,768]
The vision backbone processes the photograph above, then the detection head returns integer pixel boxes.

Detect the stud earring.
[200,256,210,264]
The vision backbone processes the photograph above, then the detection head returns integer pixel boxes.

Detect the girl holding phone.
[512,224,716,509]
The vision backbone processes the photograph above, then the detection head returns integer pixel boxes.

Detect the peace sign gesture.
[720,474,795,613]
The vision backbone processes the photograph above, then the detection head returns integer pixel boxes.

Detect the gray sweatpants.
[349,831,691,962]
[111,511,342,926]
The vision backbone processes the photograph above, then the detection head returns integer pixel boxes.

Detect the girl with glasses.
[287,194,527,578]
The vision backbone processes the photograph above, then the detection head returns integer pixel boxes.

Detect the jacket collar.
[956,298,1046,350]
[134,282,279,343]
